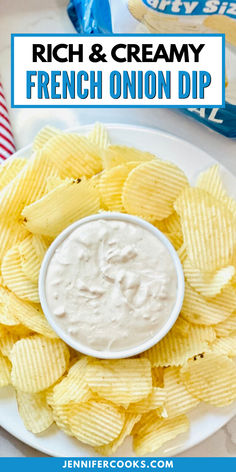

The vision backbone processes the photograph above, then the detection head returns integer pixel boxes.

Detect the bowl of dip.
[39,213,185,359]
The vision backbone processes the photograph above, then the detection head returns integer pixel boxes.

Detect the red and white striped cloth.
[0,81,15,162]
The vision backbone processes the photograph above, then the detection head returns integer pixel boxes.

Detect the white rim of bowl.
[39,212,185,359]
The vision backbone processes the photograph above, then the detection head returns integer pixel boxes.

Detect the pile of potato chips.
[0,123,236,456]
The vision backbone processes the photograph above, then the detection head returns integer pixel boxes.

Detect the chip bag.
[67,0,236,138]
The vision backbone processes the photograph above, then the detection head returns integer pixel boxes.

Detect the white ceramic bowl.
[39,212,185,359]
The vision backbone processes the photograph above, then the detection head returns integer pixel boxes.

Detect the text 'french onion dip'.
[45,219,178,352]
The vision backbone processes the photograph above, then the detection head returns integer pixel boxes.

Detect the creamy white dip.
[45,219,177,352]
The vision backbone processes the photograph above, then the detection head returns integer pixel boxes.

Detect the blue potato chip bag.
[67,0,112,34]
[68,0,236,138]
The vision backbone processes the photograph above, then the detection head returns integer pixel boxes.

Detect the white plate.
[0,123,236,457]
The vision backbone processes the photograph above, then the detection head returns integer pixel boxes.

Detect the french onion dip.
[45,218,177,352]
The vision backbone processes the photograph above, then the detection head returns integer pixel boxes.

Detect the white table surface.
[0,0,236,458]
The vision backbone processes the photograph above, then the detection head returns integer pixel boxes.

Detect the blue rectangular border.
[11,33,225,109]
[1,458,236,471]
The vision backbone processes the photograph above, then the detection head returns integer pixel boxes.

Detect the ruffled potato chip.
[0,158,27,191]
[0,308,20,327]
[45,381,61,407]
[196,165,227,201]
[123,160,189,220]
[170,316,192,337]
[133,413,189,455]
[102,145,154,169]
[0,287,21,327]
[225,197,236,219]
[189,325,216,342]
[156,406,168,418]
[51,403,73,437]
[52,357,91,405]
[33,125,60,151]
[214,312,236,337]
[2,245,39,303]
[5,325,31,338]
[161,212,182,233]
[31,234,49,261]
[180,353,236,406]
[151,367,164,387]
[0,332,20,358]
[0,286,57,338]
[22,178,100,238]
[90,172,109,210]
[45,176,65,193]
[153,219,168,232]
[0,325,7,337]
[18,235,49,284]
[210,285,236,311]
[210,335,236,357]
[183,258,235,297]
[41,133,102,179]
[164,231,183,251]
[99,164,137,212]
[196,165,236,217]
[97,413,141,455]
[128,387,166,414]
[175,187,236,272]
[11,336,69,393]
[16,390,54,434]
[85,359,152,406]
[181,283,236,325]
[163,368,199,417]
[0,151,58,220]
[0,220,29,264]
[0,353,11,387]
[88,123,110,149]
[177,244,187,264]
[142,326,213,366]
[68,400,125,446]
